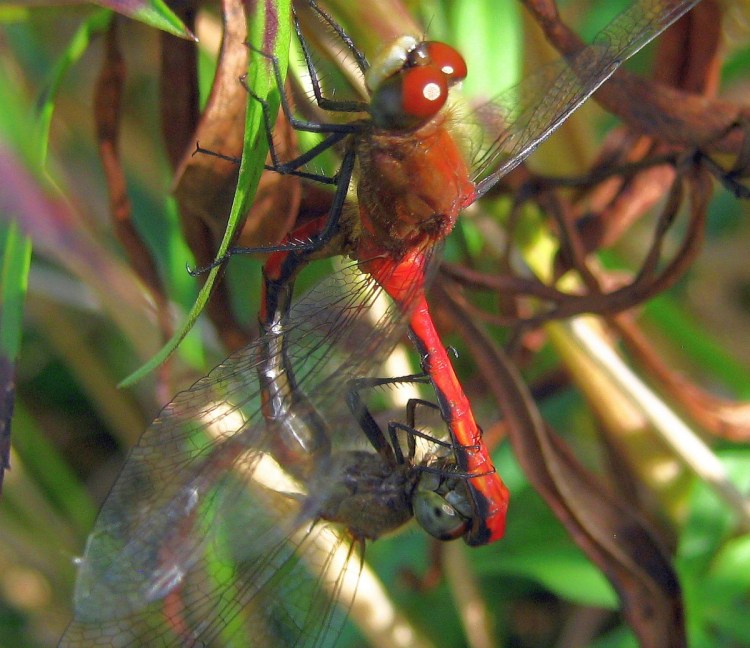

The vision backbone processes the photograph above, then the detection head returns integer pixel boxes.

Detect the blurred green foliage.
[1,1,749,647]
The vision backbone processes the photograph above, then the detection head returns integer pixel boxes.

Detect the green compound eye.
[413,490,469,541]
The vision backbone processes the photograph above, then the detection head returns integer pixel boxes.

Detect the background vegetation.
[1,0,749,646]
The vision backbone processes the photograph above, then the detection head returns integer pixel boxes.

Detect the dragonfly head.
[366,37,467,132]
[412,469,473,541]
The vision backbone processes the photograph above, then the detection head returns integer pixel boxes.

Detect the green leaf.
[487,547,618,608]
[11,403,97,535]
[472,467,618,609]
[0,5,28,22]
[449,0,521,99]
[709,534,750,597]
[643,295,750,397]
[678,450,750,644]
[34,8,113,167]
[93,0,195,39]
[678,450,750,572]
[589,626,638,648]
[120,0,293,386]
[0,220,32,360]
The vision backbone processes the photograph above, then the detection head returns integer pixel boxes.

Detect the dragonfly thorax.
[306,449,474,543]
[355,117,475,255]
[307,450,418,540]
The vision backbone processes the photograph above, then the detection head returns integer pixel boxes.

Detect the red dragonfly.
[61,0,702,645]
[243,0,700,544]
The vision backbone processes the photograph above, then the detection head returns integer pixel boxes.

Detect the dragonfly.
[60,257,479,646]
[61,0,703,645]
[236,0,701,543]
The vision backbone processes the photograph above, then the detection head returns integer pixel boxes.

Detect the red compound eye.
[368,39,465,130]
[424,41,467,82]
[370,64,448,130]
[400,65,449,119]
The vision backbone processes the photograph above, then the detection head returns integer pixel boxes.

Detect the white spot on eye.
[422,82,442,101]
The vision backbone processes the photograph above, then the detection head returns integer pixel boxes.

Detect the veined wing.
[59,254,435,647]
[471,0,702,197]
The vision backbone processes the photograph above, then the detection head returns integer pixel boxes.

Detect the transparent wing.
[471,0,701,197]
[61,477,358,647]
[59,253,435,647]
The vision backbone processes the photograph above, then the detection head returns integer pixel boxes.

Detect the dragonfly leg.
[346,373,431,463]
[387,420,454,465]
[189,145,356,276]
[292,5,370,113]
[245,44,365,134]
[192,137,342,185]
[346,379,397,464]
[347,374,451,465]
[403,397,452,461]
[238,145,356,257]
[239,68,353,178]
[298,1,369,81]
[191,4,372,275]
[405,398,441,429]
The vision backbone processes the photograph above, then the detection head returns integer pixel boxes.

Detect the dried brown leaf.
[160,3,200,168]
[95,22,171,339]
[522,0,748,155]
[172,0,250,255]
